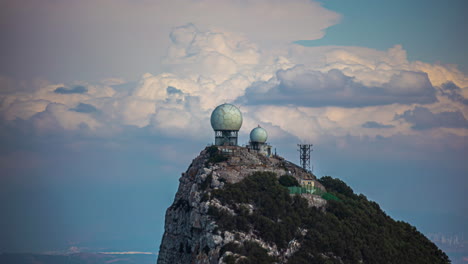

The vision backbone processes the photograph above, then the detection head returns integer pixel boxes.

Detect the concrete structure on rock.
[300,178,315,188]
[247,125,272,157]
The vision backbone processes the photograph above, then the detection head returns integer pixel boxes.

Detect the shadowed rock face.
[157,146,323,264]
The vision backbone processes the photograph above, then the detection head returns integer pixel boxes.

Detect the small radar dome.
[210,103,243,131]
[250,126,268,143]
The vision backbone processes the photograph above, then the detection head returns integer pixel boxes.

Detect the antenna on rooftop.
[298,144,313,172]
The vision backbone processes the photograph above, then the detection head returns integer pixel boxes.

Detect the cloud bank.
[240,67,437,107]
[396,107,468,130]
[1,23,467,147]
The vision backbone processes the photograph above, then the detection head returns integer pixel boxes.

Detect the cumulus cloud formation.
[396,107,468,130]
[439,82,468,105]
[362,121,395,129]
[288,44,468,89]
[54,86,88,94]
[166,86,183,95]
[240,66,437,107]
[70,103,98,113]
[0,22,466,147]
[163,23,264,85]
[30,103,101,132]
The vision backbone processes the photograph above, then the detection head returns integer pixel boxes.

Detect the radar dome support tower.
[248,125,271,156]
[298,144,313,172]
[210,104,243,146]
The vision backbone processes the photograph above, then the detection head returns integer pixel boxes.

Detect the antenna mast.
[298,144,313,172]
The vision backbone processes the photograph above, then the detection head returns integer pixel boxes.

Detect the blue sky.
[307,0,468,72]
[0,0,467,262]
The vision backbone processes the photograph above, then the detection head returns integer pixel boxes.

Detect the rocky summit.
[157,146,449,264]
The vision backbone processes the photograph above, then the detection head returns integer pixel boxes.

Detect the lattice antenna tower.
[298,144,313,172]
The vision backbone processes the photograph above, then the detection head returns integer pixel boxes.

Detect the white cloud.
[31,103,101,132]
[1,0,340,82]
[288,44,468,89]
[3,99,49,121]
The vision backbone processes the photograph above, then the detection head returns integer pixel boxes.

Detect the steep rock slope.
[157,146,449,264]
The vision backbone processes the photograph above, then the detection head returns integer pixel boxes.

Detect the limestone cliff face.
[157,146,325,264]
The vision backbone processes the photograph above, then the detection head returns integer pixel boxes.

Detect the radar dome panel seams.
[210,104,243,131]
[250,126,268,143]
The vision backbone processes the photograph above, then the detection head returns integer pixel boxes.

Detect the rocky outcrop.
[157,146,324,264]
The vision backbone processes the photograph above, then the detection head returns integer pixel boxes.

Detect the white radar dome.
[250,126,268,143]
[210,103,243,131]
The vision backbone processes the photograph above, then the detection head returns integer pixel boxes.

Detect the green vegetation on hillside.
[205,146,228,166]
[278,174,299,187]
[208,172,449,264]
[221,241,278,264]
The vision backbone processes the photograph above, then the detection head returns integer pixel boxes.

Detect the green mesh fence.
[287,186,325,195]
[321,192,339,201]
[287,186,339,201]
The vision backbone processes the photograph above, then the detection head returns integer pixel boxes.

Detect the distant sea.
[0,252,156,264]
